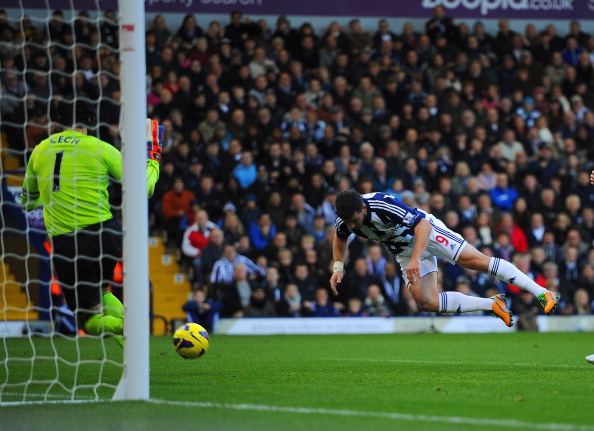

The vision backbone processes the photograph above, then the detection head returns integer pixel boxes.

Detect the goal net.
[0,0,148,403]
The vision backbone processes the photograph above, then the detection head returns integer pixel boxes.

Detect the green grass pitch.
[1,332,594,431]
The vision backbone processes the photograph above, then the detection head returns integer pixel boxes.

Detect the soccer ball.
[173,323,209,359]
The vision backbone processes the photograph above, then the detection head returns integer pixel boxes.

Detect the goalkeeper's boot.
[491,294,513,327]
[537,290,560,315]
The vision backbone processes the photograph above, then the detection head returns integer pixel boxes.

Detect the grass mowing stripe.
[148,399,594,431]
[0,392,99,407]
[325,357,588,368]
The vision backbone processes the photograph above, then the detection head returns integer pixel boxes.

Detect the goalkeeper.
[20,100,162,347]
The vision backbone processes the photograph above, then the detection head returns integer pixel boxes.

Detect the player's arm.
[330,234,348,296]
[147,160,160,197]
[20,151,42,211]
[105,119,163,196]
[146,119,163,198]
[590,170,594,185]
[407,218,432,285]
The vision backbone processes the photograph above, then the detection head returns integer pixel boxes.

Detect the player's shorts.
[395,213,467,287]
[51,219,122,316]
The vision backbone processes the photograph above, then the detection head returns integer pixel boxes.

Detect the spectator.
[233,150,257,190]
[249,212,276,251]
[200,228,225,279]
[561,37,583,66]
[240,194,261,232]
[182,288,221,332]
[175,14,202,50]
[352,75,382,110]
[223,10,257,49]
[294,35,319,71]
[496,129,525,163]
[344,257,382,301]
[489,173,519,212]
[276,283,303,317]
[562,228,588,258]
[294,233,316,265]
[515,97,541,128]
[181,209,217,284]
[310,214,327,243]
[425,5,457,43]
[363,284,392,317]
[194,174,224,220]
[305,288,340,317]
[293,263,318,303]
[1,70,27,151]
[248,46,278,79]
[243,286,276,317]
[210,243,265,288]
[380,261,403,313]
[497,212,528,254]
[220,208,244,245]
[100,9,118,48]
[525,212,546,247]
[264,192,287,228]
[558,246,580,299]
[198,108,225,143]
[577,262,594,301]
[318,188,338,226]
[261,264,284,303]
[366,244,387,279]
[573,288,593,315]
[162,177,195,250]
[344,297,367,317]
[347,19,372,55]
[183,156,204,196]
[150,14,172,50]
[304,173,326,209]
[290,193,316,232]
[220,262,258,317]
[271,15,299,56]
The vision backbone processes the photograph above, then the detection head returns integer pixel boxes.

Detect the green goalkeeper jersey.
[21,130,160,236]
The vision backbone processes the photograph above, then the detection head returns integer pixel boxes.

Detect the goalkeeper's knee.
[102,291,124,318]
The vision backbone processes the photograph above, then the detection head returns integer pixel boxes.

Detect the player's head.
[57,97,96,129]
[335,190,365,229]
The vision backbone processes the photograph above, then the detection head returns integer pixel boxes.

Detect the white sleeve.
[181,227,199,257]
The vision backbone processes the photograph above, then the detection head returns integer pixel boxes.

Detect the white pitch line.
[324,357,586,369]
[148,399,594,431]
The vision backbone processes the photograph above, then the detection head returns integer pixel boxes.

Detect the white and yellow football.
[172,323,210,359]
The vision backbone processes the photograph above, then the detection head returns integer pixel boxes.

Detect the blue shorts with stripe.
[395,213,467,287]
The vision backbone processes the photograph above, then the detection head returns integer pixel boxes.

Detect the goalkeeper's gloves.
[146,118,164,163]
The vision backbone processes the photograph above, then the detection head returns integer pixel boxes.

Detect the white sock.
[488,257,547,296]
[439,291,493,313]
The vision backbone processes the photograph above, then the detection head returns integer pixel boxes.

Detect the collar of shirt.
[362,197,372,224]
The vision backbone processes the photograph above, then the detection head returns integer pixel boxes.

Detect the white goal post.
[116,0,149,401]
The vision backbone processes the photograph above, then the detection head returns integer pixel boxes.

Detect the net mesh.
[0,1,125,403]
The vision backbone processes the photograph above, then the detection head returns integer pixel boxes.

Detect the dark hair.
[57,97,96,128]
[335,190,363,220]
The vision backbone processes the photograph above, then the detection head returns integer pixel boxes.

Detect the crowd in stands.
[3,6,594,326]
